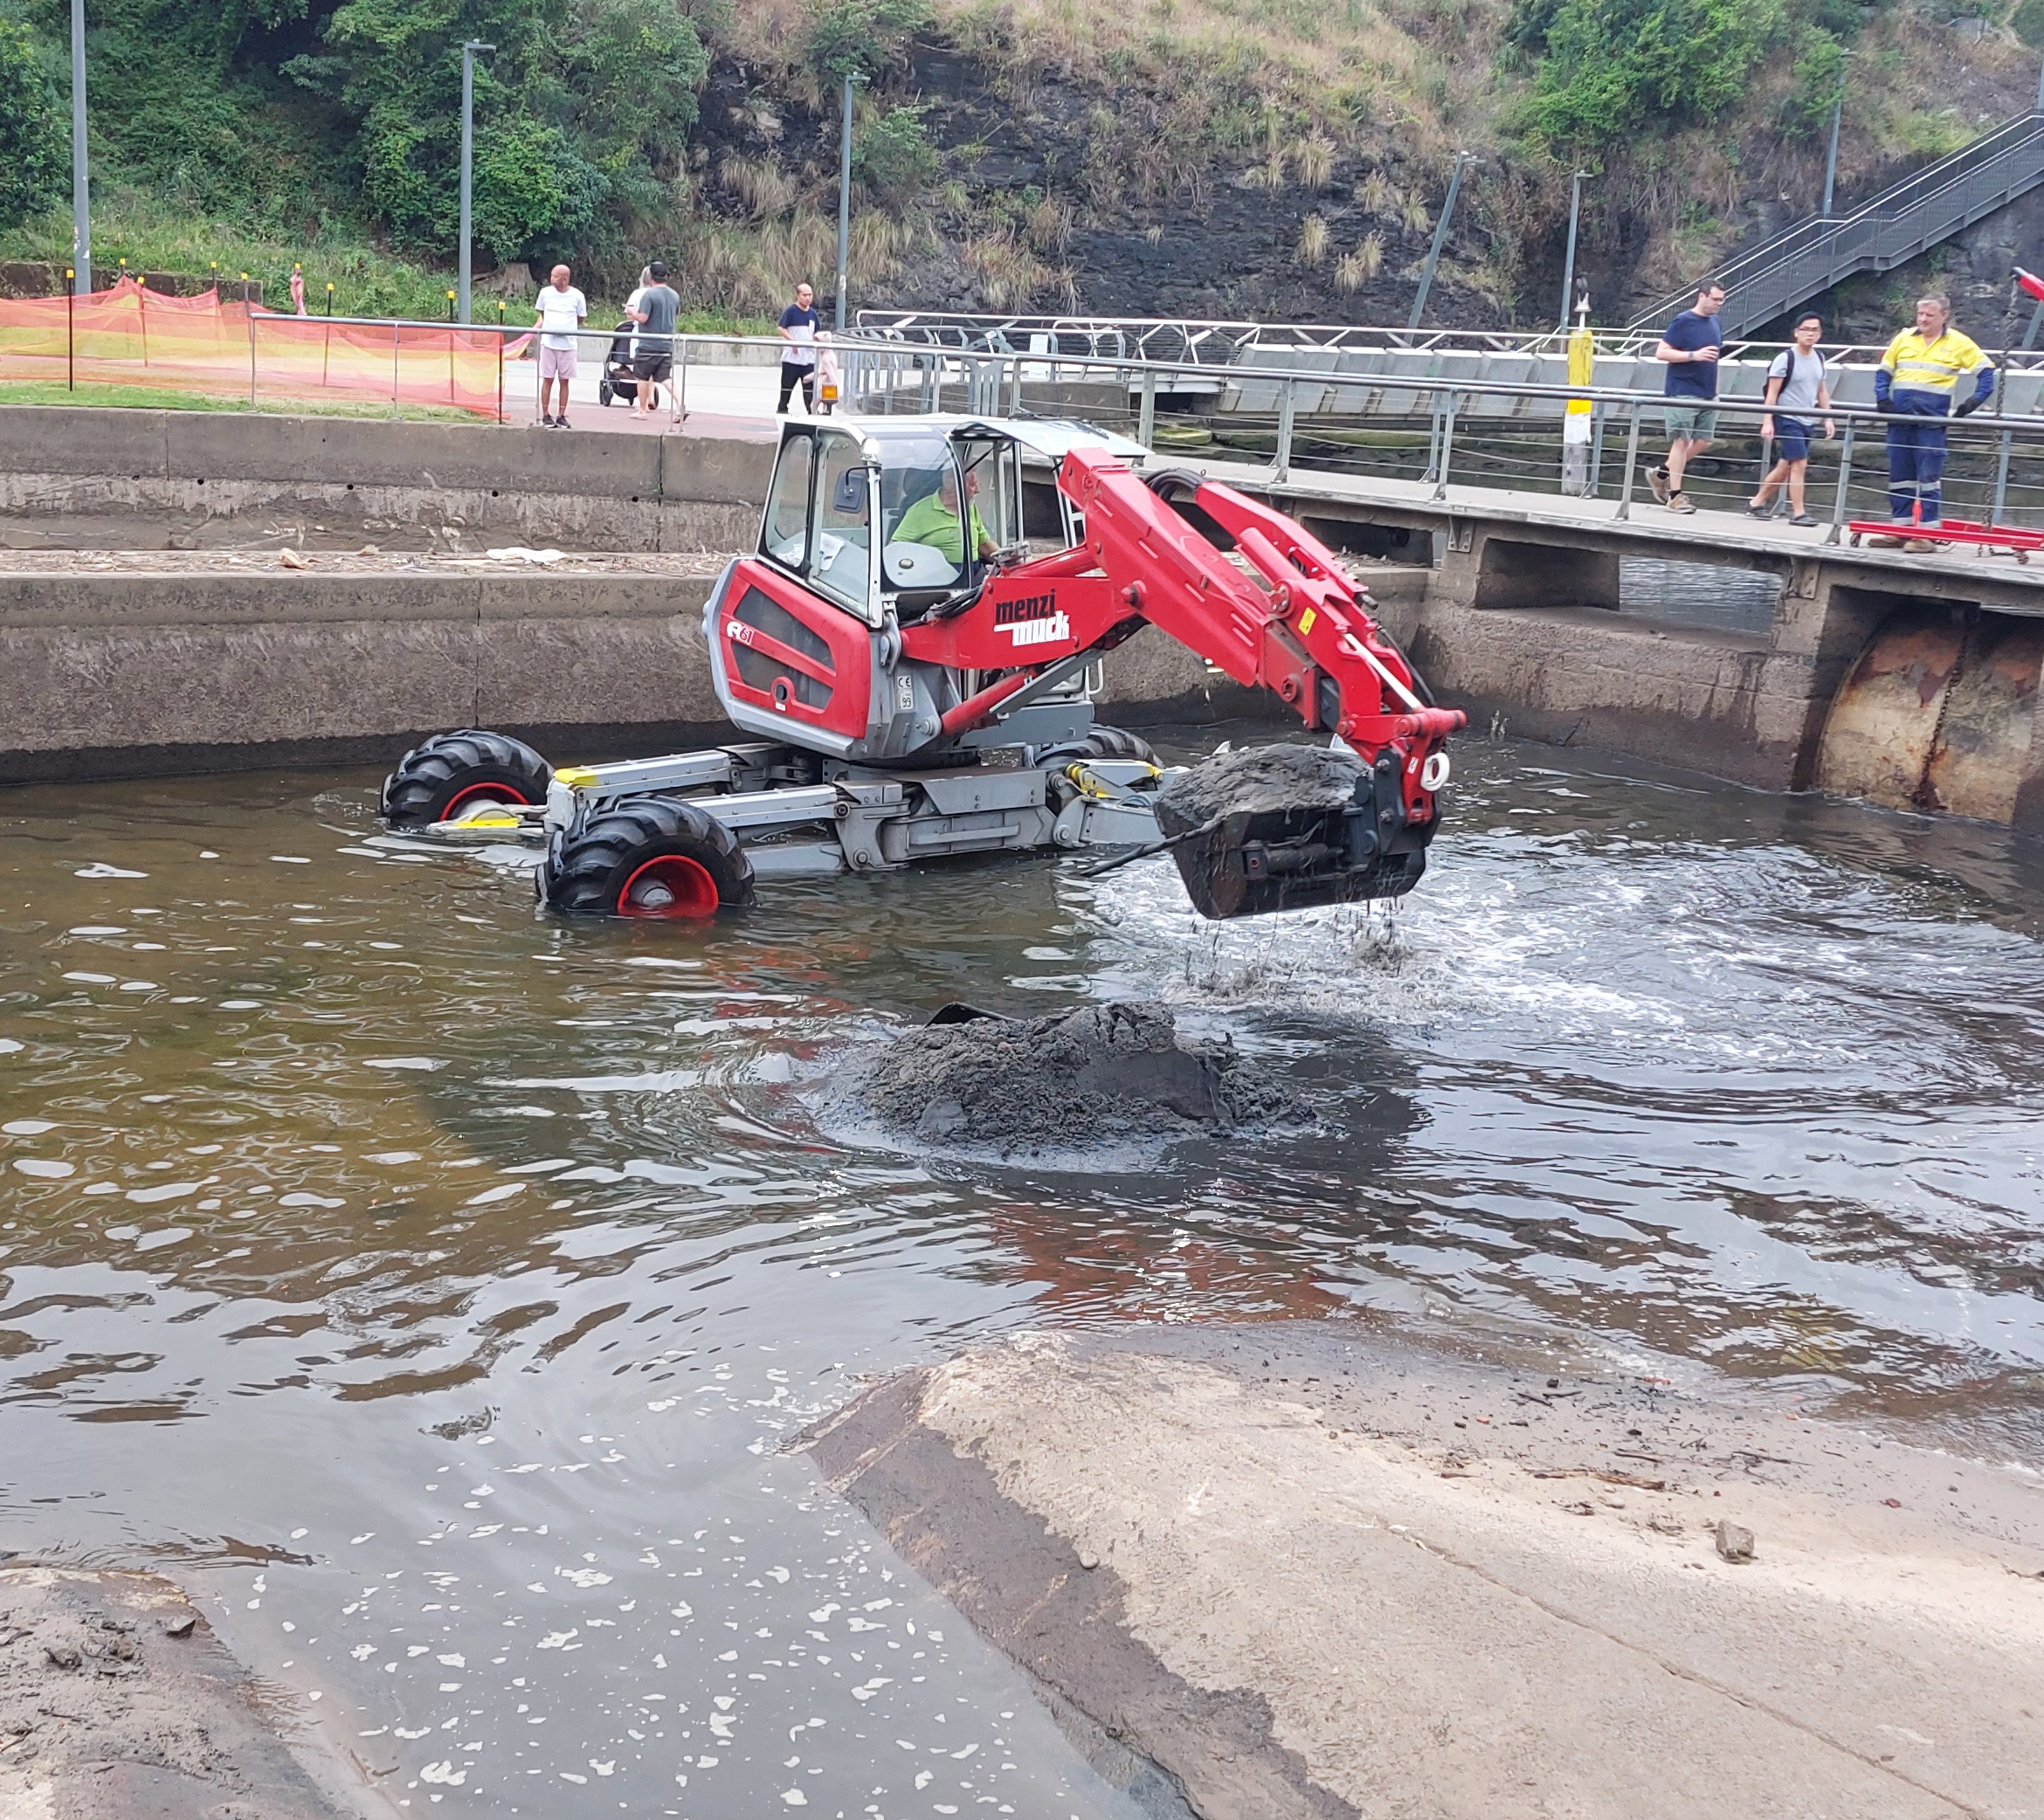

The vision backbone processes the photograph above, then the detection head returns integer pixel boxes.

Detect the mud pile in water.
[825,1002,1302,1150]
[1153,743,1364,835]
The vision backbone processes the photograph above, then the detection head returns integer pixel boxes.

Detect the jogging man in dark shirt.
[777,282,820,415]
[1650,279,1725,514]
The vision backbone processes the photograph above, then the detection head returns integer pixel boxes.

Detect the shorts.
[1663,404,1718,441]
[538,343,578,381]
[632,351,673,383]
[1771,417,1811,463]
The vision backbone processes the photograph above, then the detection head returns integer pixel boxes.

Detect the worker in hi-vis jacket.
[1870,294,1994,549]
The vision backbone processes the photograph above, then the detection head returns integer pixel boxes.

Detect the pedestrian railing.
[1627,110,2044,337]
[837,334,2044,542]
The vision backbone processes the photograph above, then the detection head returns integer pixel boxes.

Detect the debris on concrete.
[808,1320,2044,1820]
[1713,1519,1757,1562]
[815,1000,1302,1153]
[0,1565,344,1820]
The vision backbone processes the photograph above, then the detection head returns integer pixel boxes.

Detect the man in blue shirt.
[1649,279,1725,514]
[777,282,820,415]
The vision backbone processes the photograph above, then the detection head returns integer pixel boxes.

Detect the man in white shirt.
[534,264,587,430]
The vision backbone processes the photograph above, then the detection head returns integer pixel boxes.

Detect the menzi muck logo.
[1006,611,1071,648]
[995,591,1071,648]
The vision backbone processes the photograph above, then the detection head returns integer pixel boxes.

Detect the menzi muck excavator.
[380,417,1465,920]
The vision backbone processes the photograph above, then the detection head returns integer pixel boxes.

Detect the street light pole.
[1821,86,1845,217]
[1557,169,1585,332]
[834,72,862,333]
[1409,151,1470,331]
[69,0,89,294]
[459,40,494,324]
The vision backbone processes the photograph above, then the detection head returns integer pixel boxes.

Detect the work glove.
[1875,396,1895,415]
[1954,396,1984,417]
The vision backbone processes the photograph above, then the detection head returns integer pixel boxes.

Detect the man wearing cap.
[1870,294,1994,550]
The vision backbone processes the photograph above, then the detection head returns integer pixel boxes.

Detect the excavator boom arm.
[1053,447,1463,825]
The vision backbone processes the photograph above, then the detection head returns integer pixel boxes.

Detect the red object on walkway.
[1845,514,2044,561]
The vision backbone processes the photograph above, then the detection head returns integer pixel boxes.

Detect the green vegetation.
[0,377,473,417]
[0,12,65,227]
[0,0,2034,334]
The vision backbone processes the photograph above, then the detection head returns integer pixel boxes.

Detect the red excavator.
[380,417,1464,920]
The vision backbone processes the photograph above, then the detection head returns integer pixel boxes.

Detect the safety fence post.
[1992,419,2015,527]
[1011,354,1023,416]
[1275,380,1296,481]
[247,294,258,406]
[66,273,74,391]
[1431,391,1458,500]
[1615,403,1643,521]
[1588,400,1607,499]
[391,320,400,408]
[496,330,505,425]
[675,337,689,424]
[1138,365,1157,449]
[1825,417,1857,546]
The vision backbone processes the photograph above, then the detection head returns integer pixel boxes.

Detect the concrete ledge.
[811,1323,2044,1820]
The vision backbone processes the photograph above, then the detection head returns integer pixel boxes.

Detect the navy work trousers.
[1884,391,1951,525]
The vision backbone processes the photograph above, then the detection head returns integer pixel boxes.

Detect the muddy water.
[3,731,2044,1814]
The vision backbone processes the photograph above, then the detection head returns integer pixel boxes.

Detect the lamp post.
[1557,169,1587,332]
[459,40,495,324]
[1821,86,1845,216]
[1409,151,1471,331]
[69,0,89,294]
[834,69,867,333]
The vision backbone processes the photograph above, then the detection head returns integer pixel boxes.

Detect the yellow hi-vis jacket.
[1878,327,1990,398]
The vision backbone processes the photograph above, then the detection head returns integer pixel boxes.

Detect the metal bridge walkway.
[1627,110,2044,337]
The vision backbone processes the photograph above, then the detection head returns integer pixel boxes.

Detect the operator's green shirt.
[893,490,989,564]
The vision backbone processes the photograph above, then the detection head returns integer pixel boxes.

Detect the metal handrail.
[1628,109,2044,335]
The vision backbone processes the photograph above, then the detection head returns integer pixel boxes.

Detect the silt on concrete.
[810,1322,2044,1820]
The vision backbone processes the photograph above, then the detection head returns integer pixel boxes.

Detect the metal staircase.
[1627,111,2044,336]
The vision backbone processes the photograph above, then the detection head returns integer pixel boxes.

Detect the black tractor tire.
[539,796,756,918]
[381,729,553,827]
[1043,725,1160,767]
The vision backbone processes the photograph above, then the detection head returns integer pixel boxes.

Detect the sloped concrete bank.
[0,1564,351,1819]
[806,1321,2044,1820]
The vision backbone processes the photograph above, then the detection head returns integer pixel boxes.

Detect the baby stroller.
[597,322,660,410]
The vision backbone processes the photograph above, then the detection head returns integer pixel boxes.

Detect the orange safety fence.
[0,276,532,417]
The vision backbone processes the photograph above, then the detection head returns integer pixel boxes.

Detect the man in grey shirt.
[628,260,680,420]
[1745,310,1837,525]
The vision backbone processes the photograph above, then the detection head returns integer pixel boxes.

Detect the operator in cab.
[894,467,997,565]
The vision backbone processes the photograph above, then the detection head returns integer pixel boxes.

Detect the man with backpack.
[1745,312,1837,526]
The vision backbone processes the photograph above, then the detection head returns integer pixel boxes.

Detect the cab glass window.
[810,433,876,619]
[878,433,962,593]
[761,432,815,573]
[956,438,1021,585]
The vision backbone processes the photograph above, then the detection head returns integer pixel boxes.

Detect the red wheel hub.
[440,782,532,821]
[618,855,720,919]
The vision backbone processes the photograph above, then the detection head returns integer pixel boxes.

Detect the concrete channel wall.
[0,406,770,551]
[8,405,2041,824]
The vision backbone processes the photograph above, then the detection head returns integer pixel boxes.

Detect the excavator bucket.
[1153,744,1430,920]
